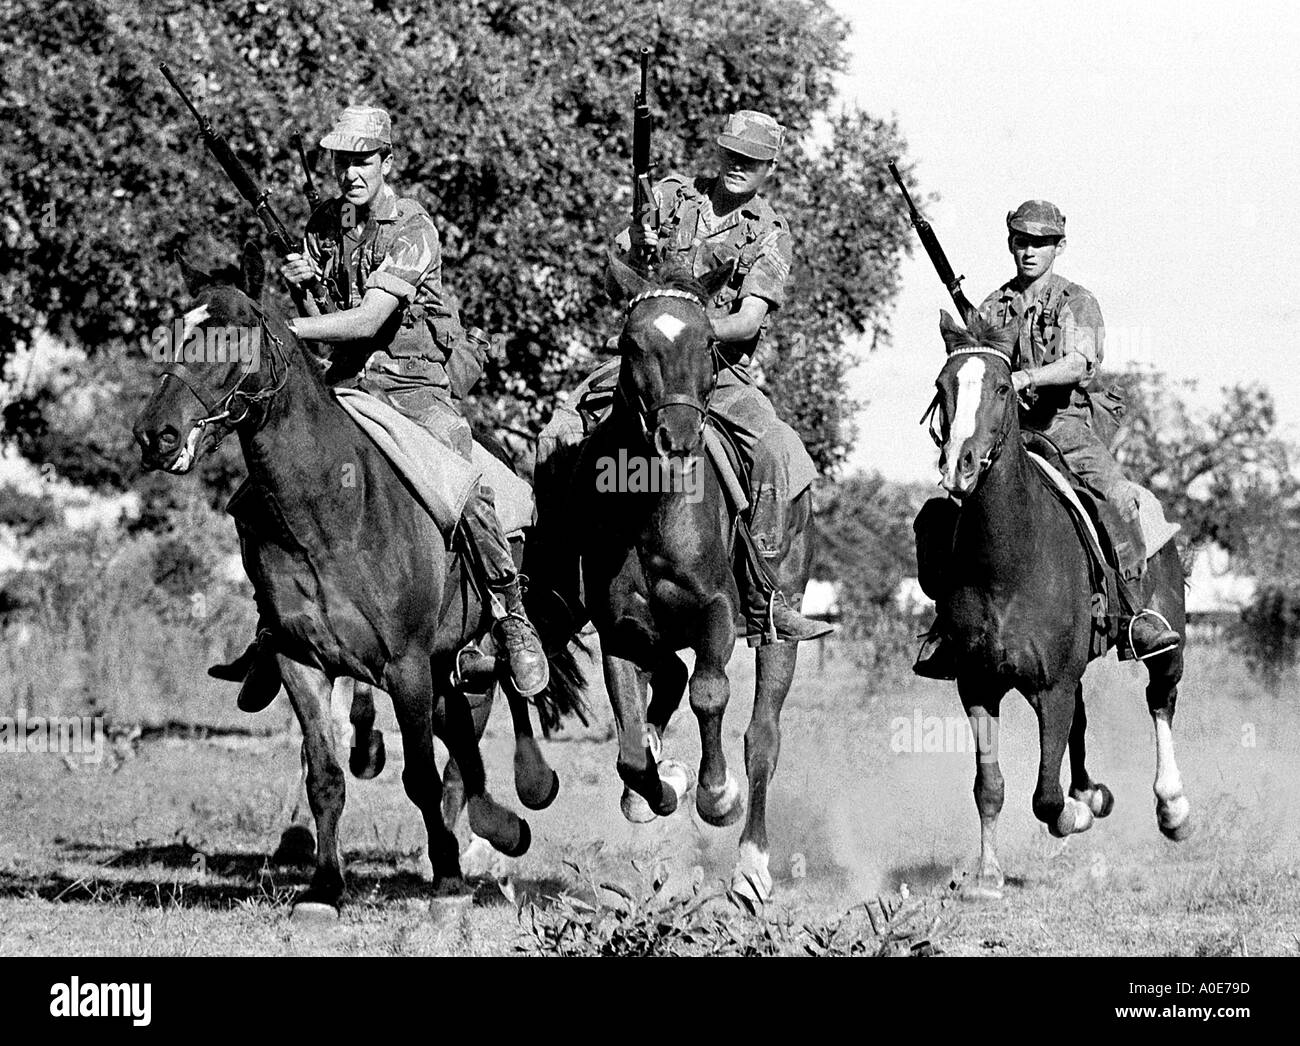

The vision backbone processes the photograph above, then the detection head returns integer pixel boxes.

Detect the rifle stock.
[887,160,976,324]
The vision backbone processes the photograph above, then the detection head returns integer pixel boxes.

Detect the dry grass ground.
[1,640,1296,956]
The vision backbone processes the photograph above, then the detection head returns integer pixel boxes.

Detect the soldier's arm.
[1014,294,1103,393]
[710,297,769,343]
[288,287,400,342]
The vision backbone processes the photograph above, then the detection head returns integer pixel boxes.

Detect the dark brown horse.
[926,310,1191,900]
[530,256,816,905]
[132,246,585,917]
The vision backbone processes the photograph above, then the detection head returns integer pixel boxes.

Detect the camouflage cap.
[1006,200,1066,237]
[716,110,784,161]
[320,106,392,153]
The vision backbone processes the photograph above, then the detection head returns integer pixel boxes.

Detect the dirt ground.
[1,640,1296,956]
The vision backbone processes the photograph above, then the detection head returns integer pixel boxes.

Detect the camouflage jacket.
[619,174,793,364]
[303,184,480,398]
[978,272,1105,423]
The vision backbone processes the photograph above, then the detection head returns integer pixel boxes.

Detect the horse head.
[930,309,1021,499]
[133,243,292,473]
[605,250,734,459]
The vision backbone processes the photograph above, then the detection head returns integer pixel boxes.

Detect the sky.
[829,0,1300,482]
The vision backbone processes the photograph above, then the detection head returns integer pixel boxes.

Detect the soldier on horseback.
[536,109,831,645]
[914,199,1181,678]
[210,105,549,707]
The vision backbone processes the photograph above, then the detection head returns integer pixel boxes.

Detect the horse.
[132,244,585,917]
[528,254,818,905]
[925,310,1191,901]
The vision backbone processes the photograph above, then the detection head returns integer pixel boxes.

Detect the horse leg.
[1066,681,1115,818]
[646,650,689,739]
[1032,678,1095,838]
[385,659,464,895]
[436,678,531,858]
[959,680,1007,900]
[503,683,561,811]
[730,641,797,905]
[441,685,492,830]
[348,680,386,780]
[272,740,317,866]
[276,657,346,918]
[693,594,743,827]
[1143,543,1192,840]
[605,651,689,822]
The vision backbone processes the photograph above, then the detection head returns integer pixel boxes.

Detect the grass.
[0,641,1297,956]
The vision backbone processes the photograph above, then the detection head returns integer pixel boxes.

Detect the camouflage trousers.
[1035,406,1146,581]
[363,382,515,585]
[536,359,816,555]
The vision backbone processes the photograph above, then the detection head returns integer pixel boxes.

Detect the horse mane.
[940,309,1019,361]
[653,257,710,303]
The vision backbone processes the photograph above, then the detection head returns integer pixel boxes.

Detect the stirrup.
[1127,609,1179,662]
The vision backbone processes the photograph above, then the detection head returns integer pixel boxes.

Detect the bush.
[1233,584,1300,692]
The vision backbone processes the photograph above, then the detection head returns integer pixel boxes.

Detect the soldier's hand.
[630,220,659,249]
[281,253,320,287]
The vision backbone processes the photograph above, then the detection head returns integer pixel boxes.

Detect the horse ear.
[175,250,215,297]
[604,249,651,303]
[939,309,967,355]
[697,257,736,302]
[239,241,266,301]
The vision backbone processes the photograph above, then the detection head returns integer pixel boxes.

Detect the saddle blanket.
[335,388,534,538]
[1027,452,1181,560]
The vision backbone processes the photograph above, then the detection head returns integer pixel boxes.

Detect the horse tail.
[533,633,592,735]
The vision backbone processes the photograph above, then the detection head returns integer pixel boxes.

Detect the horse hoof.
[659,760,694,810]
[519,769,560,811]
[729,843,773,908]
[1158,795,1192,840]
[696,771,743,828]
[496,818,531,859]
[620,786,658,824]
[1052,797,1093,837]
[349,729,386,780]
[272,824,316,866]
[290,901,340,924]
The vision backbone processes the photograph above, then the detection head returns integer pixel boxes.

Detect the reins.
[159,301,290,443]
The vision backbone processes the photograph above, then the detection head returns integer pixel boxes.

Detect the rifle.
[158,62,333,314]
[290,132,322,212]
[887,159,975,324]
[630,47,658,270]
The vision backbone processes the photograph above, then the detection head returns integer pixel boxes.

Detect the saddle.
[1021,431,1120,659]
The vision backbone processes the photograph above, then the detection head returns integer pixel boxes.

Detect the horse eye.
[996,384,1010,397]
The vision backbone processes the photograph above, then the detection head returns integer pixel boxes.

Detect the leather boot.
[208,629,282,713]
[737,520,833,644]
[490,578,551,698]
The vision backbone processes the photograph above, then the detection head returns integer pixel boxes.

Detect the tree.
[1107,366,1298,553]
[1106,365,1300,685]
[0,0,915,500]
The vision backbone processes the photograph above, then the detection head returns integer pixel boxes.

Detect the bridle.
[158,300,290,446]
[623,287,720,448]
[921,345,1017,483]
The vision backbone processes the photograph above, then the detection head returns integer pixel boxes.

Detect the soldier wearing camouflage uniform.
[210,106,549,707]
[914,199,1180,678]
[536,110,830,645]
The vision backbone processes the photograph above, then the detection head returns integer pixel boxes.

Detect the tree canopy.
[0,0,916,499]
